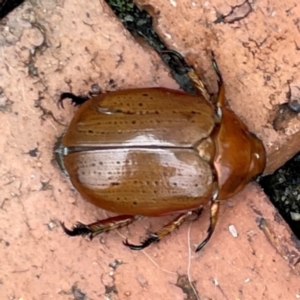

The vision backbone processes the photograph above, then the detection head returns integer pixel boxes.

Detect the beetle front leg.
[123,210,202,250]
[61,215,142,239]
[195,200,220,252]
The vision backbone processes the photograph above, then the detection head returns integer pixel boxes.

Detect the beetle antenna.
[211,52,223,87]
[159,49,192,74]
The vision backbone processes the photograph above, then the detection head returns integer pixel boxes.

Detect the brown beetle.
[55,56,266,252]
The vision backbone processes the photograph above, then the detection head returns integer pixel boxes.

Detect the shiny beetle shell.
[58,87,265,212]
[56,65,266,251]
[60,88,216,216]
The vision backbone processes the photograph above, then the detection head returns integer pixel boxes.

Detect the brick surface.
[0,0,299,299]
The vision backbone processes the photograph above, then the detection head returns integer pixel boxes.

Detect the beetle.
[55,54,266,252]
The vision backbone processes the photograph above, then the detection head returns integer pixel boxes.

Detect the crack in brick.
[34,94,66,126]
[214,0,253,24]
[175,274,199,300]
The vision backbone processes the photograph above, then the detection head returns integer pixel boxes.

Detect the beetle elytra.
[55,55,266,252]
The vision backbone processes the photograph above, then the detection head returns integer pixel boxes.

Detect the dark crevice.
[259,153,300,239]
[0,0,25,20]
[105,0,197,94]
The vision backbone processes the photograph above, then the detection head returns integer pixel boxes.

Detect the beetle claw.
[60,221,93,238]
[58,92,90,109]
[190,207,204,221]
[195,200,220,252]
[123,234,159,251]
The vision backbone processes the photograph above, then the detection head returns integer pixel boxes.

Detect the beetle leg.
[123,210,201,250]
[58,84,102,108]
[58,93,90,109]
[61,215,142,239]
[195,200,220,252]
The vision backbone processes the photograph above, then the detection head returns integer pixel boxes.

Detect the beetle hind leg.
[61,221,93,237]
[58,93,90,108]
[61,215,142,239]
[123,210,202,251]
[195,200,220,252]
[58,84,101,108]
